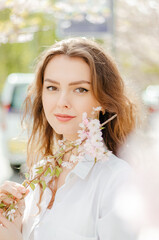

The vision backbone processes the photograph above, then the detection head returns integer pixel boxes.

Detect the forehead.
[44,54,91,82]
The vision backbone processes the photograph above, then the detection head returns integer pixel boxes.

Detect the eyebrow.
[44,79,91,86]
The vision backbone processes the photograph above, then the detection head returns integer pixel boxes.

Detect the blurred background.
[0,1,159,238]
[0,0,159,183]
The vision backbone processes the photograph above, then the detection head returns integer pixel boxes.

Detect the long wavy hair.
[23,37,137,169]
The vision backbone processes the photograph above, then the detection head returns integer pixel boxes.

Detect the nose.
[57,91,71,109]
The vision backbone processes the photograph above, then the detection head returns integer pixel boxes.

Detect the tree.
[0,0,158,92]
[0,0,58,92]
[116,0,159,89]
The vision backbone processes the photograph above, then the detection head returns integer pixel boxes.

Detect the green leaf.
[6,194,14,199]
[22,180,29,188]
[24,173,30,179]
[57,158,62,165]
[30,183,35,191]
[0,203,6,208]
[9,204,15,210]
[40,180,47,191]
[36,167,44,174]
[55,166,63,177]
[58,166,63,173]
[50,168,56,176]
[36,166,44,170]
[44,167,51,177]
[32,180,39,184]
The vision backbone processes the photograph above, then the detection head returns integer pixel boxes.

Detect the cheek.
[78,97,99,116]
[42,93,52,117]
[42,94,47,113]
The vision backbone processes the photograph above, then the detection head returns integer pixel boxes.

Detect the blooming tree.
[116,0,159,88]
[0,0,158,89]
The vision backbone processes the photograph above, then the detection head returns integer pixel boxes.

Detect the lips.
[54,114,76,122]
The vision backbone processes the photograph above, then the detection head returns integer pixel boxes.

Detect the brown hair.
[23,37,137,169]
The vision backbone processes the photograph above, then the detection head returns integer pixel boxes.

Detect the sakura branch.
[0,107,117,221]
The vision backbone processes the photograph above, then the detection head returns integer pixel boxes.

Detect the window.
[11,84,29,112]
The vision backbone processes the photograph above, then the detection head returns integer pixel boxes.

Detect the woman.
[0,37,137,240]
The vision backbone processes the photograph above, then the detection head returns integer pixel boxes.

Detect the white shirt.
[22,153,136,240]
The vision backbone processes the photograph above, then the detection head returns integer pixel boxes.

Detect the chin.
[53,127,71,135]
[50,121,79,136]
[55,128,78,139]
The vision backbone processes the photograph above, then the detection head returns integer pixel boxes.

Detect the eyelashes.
[75,87,89,93]
[46,86,89,93]
[46,86,58,91]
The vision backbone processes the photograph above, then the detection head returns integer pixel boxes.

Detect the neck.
[63,133,79,142]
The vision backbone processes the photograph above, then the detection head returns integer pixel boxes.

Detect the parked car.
[142,85,159,113]
[1,73,34,168]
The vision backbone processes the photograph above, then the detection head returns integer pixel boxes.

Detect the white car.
[1,73,34,168]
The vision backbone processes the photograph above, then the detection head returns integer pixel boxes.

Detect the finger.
[0,181,27,197]
[0,193,14,205]
[10,200,25,231]
[13,212,23,232]
[2,187,29,202]
[22,188,30,198]
[0,213,11,229]
[6,181,27,194]
[17,199,25,216]
[1,185,23,200]
[1,198,13,205]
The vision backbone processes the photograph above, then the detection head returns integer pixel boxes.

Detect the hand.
[0,181,29,232]
[0,213,23,240]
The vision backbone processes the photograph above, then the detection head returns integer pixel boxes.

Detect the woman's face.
[42,54,100,141]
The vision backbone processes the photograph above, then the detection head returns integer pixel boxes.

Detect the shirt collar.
[69,154,95,180]
[66,143,108,181]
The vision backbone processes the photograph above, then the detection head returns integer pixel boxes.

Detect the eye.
[46,86,58,91]
[75,87,89,93]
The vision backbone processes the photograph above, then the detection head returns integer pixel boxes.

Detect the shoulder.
[93,155,133,217]
[90,154,133,204]
[92,153,132,182]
